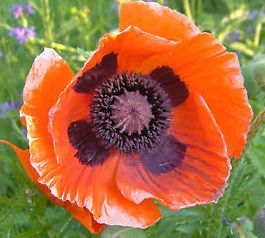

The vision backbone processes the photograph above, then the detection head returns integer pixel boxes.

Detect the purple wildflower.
[113,2,119,13]
[9,2,35,19]
[23,3,35,15]
[248,10,258,20]
[9,26,36,45]
[247,25,253,33]
[0,51,3,58]
[0,101,22,118]
[236,51,242,57]
[10,3,24,19]
[226,30,240,42]
[232,30,240,42]
[23,128,28,138]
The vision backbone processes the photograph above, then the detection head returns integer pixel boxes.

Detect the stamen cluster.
[91,73,171,153]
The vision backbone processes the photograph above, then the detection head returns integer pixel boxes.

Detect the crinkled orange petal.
[80,26,179,74]
[119,1,200,42]
[37,182,105,234]
[169,33,253,158]
[37,150,161,227]
[18,48,105,232]
[21,48,74,118]
[0,140,104,234]
[116,93,230,209]
[20,48,74,177]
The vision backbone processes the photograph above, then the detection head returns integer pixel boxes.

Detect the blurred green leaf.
[101,226,146,238]
[247,128,265,178]
[254,208,265,238]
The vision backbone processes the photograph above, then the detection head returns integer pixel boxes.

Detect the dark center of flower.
[91,72,171,153]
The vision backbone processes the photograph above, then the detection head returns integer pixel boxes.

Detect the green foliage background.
[0,0,265,237]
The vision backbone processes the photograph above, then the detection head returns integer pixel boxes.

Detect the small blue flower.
[0,51,4,58]
[113,2,119,13]
[23,128,28,138]
[236,51,242,57]
[247,25,253,33]
[0,101,22,118]
[9,26,36,45]
[9,2,35,19]
[10,3,24,19]
[248,10,258,20]
[23,3,35,15]
[232,30,240,42]
[226,30,240,42]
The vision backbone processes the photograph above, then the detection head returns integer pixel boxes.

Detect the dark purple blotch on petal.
[68,120,109,166]
[74,52,118,93]
[150,66,188,106]
[140,136,186,175]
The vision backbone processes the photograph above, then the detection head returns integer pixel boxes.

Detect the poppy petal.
[17,48,106,231]
[37,180,105,234]
[37,150,161,227]
[20,48,74,177]
[168,33,253,158]
[68,205,105,233]
[21,48,74,118]
[119,1,200,42]
[116,93,230,209]
[0,140,104,234]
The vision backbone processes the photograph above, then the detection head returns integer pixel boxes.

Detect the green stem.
[42,0,53,42]
[0,22,11,30]
[216,159,245,238]
[247,107,265,146]
[191,0,196,22]
[32,38,77,53]
[183,0,193,22]
[37,215,53,238]
[57,217,72,238]
[197,0,202,23]
[229,42,254,57]
[254,22,262,47]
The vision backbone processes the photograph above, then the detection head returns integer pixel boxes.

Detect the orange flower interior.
[68,51,189,170]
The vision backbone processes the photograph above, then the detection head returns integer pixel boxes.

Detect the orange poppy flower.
[1,1,252,233]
